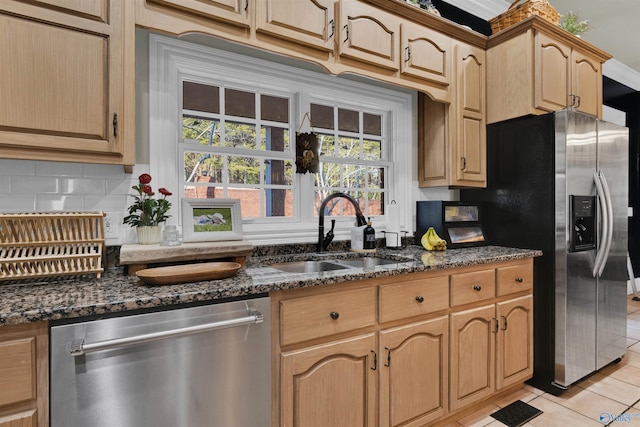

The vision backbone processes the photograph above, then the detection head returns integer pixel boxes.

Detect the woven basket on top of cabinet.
[0,212,105,281]
[489,0,560,34]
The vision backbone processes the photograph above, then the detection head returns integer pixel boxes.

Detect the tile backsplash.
[0,159,148,245]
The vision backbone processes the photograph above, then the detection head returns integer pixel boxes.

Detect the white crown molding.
[603,59,640,91]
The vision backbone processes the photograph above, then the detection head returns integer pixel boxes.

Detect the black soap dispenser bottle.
[363,217,376,250]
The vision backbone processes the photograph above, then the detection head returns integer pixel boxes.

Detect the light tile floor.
[449,295,640,427]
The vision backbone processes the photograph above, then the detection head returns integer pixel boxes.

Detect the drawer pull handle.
[472,284,482,291]
[492,318,499,333]
[501,315,508,331]
[371,350,377,371]
[330,311,340,320]
[415,296,424,303]
[515,277,524,283]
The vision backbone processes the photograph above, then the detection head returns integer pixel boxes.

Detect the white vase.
[136,225,162,245]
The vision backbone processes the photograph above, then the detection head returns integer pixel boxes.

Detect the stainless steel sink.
[335,257,402,268]
[269,260,349,273]
[270,256,409,273]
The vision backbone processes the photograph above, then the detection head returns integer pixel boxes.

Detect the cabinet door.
[256,0,335,52]
[572,49,602,118]
[281,333,377,427]
[496,295,533,390]
[0,410,37,427]
[534,32,570,112]
[400,22,450,86]
[379,316,448,427]
[0,0,132,165]
[339,0,400,71]
[449,304,495,411]
[147,0,250,27]
[454,42,486,186]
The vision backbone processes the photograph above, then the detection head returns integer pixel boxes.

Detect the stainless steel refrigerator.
[461,108,629,395]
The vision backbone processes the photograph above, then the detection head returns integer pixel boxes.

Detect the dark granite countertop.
[0,245,541,326]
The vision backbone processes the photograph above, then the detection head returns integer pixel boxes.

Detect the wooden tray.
[135,262,241,285]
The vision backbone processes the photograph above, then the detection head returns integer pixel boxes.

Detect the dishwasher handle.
[69,310,264,357]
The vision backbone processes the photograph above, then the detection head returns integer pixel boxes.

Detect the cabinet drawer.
[497,263,533,296]
[0,338,35,407]
[450,269,495,306]
[379,275,449,323]
[280,287,376,346]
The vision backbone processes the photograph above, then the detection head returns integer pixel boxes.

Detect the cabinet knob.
[472,284,482,291]
[515,277,523,283]
[415,296,424,303]
[330,311,340,320]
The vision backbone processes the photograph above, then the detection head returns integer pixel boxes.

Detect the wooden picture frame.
[181,198,243,242]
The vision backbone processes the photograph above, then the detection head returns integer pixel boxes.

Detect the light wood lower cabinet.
[449,294,533,412]
[379,316,448,427]
[0,322,48,427]
[280,333,377,427]
[274,258,534,426]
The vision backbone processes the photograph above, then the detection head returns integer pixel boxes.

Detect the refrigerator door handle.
[597,170,614,276]
[592,170,609,277]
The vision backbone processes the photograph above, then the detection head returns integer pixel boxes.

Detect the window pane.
[229,156,260,184]
[315,162,340,187]
[226,89,255,118]
[264,159,293,185]
[228,187,259,219]
[183,116,221,146]
[226,122,256,149]
[183,82,219,114]
[311,104,333,129]
[339,136,360,159]
[261,95,289,123]
[363,113,382,136]
[184,152,223,183]
[366,191,384,215]
[338,108,359,132]
[184,184,219,199]
[265,188,293,217]
[344,164,365,188]
[368,166,385,189]
[261,126,290,152]
[363,139,381,160]
[318,133,335,157]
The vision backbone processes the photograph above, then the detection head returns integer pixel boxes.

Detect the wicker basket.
[0,212,105,281]
[489,0,560,34]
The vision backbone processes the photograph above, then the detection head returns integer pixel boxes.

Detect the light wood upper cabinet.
[338,0,400,71]
[571,48,602,117]
[400,21,451,87]
[418,41,486,188]
[0,322,48,427]
[147,0,250,27]
[487,17,610,124]
[379,316,448,427]
[280,333,377,427]
[256,0,335,52]
[0,0,134,166]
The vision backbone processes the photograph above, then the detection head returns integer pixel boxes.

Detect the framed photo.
[181,198,243,242]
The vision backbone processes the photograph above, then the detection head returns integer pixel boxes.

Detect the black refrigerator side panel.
[461,113,561,393]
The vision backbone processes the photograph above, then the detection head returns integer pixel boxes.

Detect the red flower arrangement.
[123,174,173,227]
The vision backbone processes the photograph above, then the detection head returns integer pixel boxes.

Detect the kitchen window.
[150,35,412,244]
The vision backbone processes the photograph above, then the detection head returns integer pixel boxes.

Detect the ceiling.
[444,0,640,77]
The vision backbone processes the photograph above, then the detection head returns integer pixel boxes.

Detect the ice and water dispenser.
[569,195,596,252]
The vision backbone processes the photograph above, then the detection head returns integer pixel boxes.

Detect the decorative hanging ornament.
[295,112,319,174]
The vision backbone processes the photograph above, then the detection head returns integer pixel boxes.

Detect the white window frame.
[149,34,413,246]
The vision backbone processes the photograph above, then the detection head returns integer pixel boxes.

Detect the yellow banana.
[426,227,447,251]
[420,230,433,251]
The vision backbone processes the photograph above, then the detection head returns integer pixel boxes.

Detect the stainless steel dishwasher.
[50,296,271,427]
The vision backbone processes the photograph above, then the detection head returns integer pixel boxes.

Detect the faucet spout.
[317,192,367,252]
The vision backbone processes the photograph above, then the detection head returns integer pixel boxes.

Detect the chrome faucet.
[317,192,367,252]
